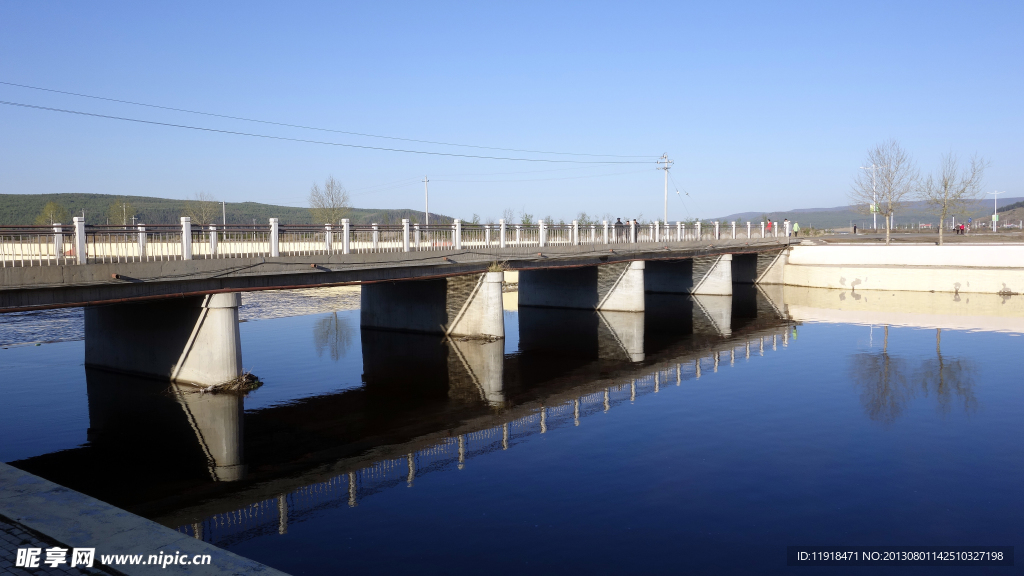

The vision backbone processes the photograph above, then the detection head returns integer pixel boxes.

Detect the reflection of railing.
[1,216,786,267]
[175,325,794,547]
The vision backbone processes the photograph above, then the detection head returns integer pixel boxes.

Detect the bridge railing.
[0,225,76,267]
[0,216,783,266]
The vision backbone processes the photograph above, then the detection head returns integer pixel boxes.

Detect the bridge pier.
[692,294,733,337]
[646,254,741,295]
[360,272,504,338]
[519,261,645,312]
[84,293,243,387]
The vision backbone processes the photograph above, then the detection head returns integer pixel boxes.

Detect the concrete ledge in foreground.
[0,463,289,576]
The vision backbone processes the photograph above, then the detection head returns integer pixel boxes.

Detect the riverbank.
[0,463,287,575]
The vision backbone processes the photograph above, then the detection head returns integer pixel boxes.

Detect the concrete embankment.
[775,244,1024,295]
[0,463,287,575]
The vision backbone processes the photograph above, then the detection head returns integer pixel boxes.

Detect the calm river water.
[1,287,1021,575]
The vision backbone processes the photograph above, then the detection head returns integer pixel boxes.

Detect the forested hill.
[0,193,452,226]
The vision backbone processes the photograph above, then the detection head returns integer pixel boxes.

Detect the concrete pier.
[519,261,645,312]
[84,293,242,387]
[646,254,744,295]
[692,254,733,296]
[360,272,504,338]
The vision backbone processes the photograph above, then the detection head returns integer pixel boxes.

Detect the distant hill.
[0,193,453,226]
[714,197,1024,229]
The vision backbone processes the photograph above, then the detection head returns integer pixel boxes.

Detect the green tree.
[35,202,70,225]
[107,198,137,226]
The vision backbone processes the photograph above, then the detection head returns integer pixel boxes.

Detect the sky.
[0,1,1021,222]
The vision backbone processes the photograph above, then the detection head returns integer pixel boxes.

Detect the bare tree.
[184,192,219,226]
[918,153,987,245]
[851,139,918,245]
[107,198,137,226]
[501,207,516,223]
[309,176,351,225]
[35,202,69,225]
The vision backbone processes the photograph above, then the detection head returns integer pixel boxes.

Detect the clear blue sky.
[1,1,1020,221]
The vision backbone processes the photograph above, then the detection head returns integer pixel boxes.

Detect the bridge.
[1,217,792,385]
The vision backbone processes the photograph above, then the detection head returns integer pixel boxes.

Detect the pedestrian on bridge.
[793,222,800,237]
[614,218,624,242]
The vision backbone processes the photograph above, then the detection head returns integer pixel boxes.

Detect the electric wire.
[0,80,652,159]
[0,99,653,164]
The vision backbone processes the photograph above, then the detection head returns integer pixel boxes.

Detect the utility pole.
[988,191,1004,232]
[657,154,673,225]
[423,176,430,226]
[860,164,877,231]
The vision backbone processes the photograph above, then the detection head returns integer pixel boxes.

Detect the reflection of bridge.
[167,320,795,547]
[9,287,794,541]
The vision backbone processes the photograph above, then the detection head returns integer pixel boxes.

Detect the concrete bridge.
[1,218,791,386]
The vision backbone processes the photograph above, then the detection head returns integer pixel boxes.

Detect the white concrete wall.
[788,245,1024,268]
[783,245,1024,295]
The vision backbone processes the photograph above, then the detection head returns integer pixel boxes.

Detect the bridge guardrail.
[1,217,783,267]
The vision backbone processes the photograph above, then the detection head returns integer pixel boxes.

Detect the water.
[1,287,1021,575]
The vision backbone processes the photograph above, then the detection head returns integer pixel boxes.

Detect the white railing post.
[209,224,218,256]
[773,221,778,238]
[137,224,146,260]
[454,219,462,249]
[52,223,63,260]
[654,221,660,243]
[675,221,681,242]
[402,219,410,252]
[499,219,506,249]
[784,221,790,238]
[372,223,379,251]
[731,221,736,239]
[590,224,596,244]
[746,221,751,239]
[629,220,636,243]
[181,217,192,260]
[714,221,720,240]
[603,220,609,244]
[325,224,333,254]
[538,220,546,247]
[413,223,420,250]
[485,224,491,246]
[572,220,579,245]
[73,217,86,264]
[269,218,280,257]
[515,225,521,245]
[342,219,350,254]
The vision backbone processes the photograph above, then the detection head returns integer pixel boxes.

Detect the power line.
[0,80,652,159]
[0,100,654,164]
